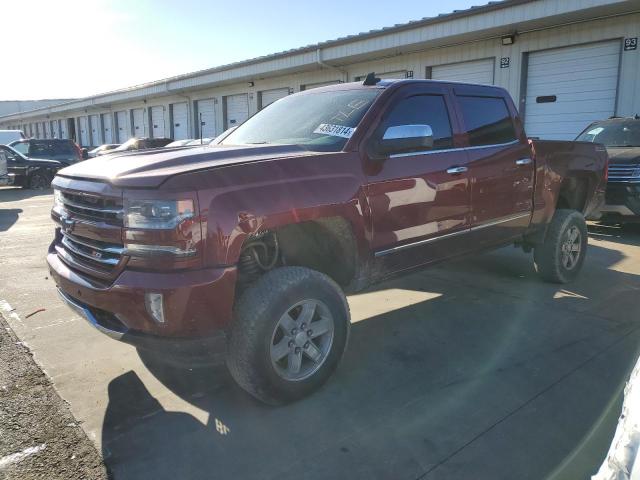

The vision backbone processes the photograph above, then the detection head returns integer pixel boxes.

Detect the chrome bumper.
[57,288,126,340]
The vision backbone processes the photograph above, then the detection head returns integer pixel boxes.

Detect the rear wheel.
[226,266,350,405]
[534,209,588,283]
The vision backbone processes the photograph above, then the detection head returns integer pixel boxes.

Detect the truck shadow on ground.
[101,241,640,480]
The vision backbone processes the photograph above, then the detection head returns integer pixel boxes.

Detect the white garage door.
[260,88,289,109]
[116,111,128,143]
[524,41,621,140]
[102,114,113,143]
[79,117,89,146]
[431,58,495,85]
[132,108,145,137]
[171,103,189,140]
[89,114,101,145]
[225,94,249,129]
[60,120,68,139]
[151,106,165,138]
[43,121,51,139]
[196,99,217,138]
[51,120,59,139]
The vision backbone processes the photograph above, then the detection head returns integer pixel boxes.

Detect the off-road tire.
[226,266,350,405]
[27,171,50,190]
[534,209,588,283]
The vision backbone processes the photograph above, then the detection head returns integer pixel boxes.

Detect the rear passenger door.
[453,87,534,245]
[365,84,473,273]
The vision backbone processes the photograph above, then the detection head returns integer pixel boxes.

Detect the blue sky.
[7,0,482,99]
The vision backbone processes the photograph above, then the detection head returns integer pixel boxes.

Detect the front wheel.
[534,209,588,283]
[27,171,50,190]
[226,266,350,405]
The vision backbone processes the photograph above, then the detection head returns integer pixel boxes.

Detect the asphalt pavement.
[1,186,639,480]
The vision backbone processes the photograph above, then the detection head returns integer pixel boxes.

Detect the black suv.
[9,139,82,165]
[576,116,640,222]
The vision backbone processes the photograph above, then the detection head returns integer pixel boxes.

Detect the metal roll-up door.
[116,111,128,143]
[89,114,101,145]
[524,40,621,140]
[151,106,165,138]
[51,120,59,139]
[60,120,68,139]
[79,116,89,146]
[132,109,144,137]
[259,88,289,109]
[431,58,495,85]
[225,94,249,129]
[43,121,51,139]
[196,99,216,138]
[102,114,113,143]
[171,103,189,140]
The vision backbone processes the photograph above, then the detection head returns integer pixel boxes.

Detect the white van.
[0,130,26,145]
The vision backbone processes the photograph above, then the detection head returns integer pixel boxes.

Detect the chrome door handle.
[446,166,468,174]
[515,158,532,166]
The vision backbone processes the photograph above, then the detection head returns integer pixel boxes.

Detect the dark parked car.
[9,139,82,165]
[0,144,62,189]
[50,78,607,404]
[576,116,640,222]
[99,137,173,155]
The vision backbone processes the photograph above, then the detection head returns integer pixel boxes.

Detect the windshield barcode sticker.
[313,124,356,138]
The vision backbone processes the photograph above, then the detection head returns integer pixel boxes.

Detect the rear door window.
[12,143,28,155]
[30,141,55,157]
[457,96,517,146]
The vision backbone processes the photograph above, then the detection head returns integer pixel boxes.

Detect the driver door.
[364,84,473,274]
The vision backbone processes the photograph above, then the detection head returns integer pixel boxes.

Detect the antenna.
[362,72,380,86]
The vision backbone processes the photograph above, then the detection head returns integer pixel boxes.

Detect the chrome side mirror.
[376,124,434,156]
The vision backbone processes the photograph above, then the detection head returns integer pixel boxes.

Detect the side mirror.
[373,124,434,158]
[81,148,89,160]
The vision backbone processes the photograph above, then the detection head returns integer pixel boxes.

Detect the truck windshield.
[220,89,379,152]
[576,121,640,147]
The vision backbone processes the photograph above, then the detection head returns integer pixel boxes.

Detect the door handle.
[446,166,468,175]
[515,158,532,166]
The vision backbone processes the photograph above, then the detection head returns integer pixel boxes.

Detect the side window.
[12,143,28,155]
[382,95,454,151]
[457,96,517,146]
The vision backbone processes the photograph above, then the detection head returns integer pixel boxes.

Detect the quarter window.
[382,95,453,151]
[457,96,517,146]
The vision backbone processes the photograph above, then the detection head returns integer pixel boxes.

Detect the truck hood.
[56,144,316,188]
[23,157,64,168]
[606,147,640,165]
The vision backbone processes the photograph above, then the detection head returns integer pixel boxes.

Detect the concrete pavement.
[1,186,639,480]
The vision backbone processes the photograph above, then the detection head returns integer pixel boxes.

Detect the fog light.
[145,293,165,324]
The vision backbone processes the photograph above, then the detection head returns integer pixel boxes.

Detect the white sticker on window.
[587,127,604,136]
[313,124,355,138]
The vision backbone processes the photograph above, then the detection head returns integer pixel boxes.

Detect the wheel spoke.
[562,253,570,268]
[287,350,302,374]
[304,341,322,363]
[271,338,290,362]
[309,317,332,338]
[297,301,316,325]
[279,313,297,333]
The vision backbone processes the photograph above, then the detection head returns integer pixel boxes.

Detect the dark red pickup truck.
[48,77,607,404]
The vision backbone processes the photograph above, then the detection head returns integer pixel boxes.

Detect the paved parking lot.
[1,186,639,480]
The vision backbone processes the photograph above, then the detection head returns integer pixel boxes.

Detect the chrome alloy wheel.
[561,225,582,270]
[270,299,335,381]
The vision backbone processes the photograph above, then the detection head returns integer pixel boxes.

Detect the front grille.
[55,188,126,282]
[59,190,123,225]
[608,164,640,183]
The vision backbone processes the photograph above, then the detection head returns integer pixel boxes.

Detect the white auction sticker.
[313,123,356,138]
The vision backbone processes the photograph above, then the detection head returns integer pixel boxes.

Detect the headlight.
[124,199,194,229]
[53,189,65,212]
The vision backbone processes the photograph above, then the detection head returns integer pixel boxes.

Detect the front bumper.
[600,183,640,220]
[48,246,238,354]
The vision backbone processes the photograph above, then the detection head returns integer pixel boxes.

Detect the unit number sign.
[624,38,637,51]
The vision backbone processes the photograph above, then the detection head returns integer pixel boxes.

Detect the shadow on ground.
[101,238,640,480]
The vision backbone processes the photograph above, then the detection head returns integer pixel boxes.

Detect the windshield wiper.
[246,141,269,145]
